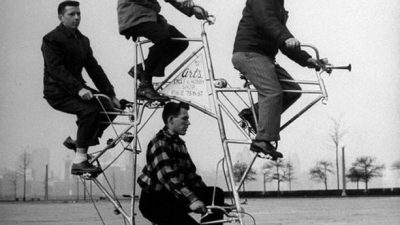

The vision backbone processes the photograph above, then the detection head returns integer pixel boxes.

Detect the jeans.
[46,89,117,148]
[139,187,225,225]
[232,52,301,141]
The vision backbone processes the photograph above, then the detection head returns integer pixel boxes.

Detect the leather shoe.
[137,85,169,101]
[63,136,76,151]
[250,141,283,160]
[71,160,102,175]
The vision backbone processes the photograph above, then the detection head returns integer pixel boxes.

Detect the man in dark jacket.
[117,0,208,101]
[41,1,121,175]
[138,102,225,225]
[232,0,326,159]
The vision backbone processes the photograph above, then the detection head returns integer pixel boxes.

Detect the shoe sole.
[71,169,102,176]
[136,93,169,102]
[250,144,283,159]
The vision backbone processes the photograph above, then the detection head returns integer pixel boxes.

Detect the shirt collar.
[57,23,83,38]
[160,126,185,144]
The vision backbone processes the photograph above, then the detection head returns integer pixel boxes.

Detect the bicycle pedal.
[113,208,121,215]
[106,138,117,148]
[256,153,279,161]
[239,120,247,129]
[124,147,141,154]
[124,147,134,152]
[82,173,97,180]
[122,132,134,143]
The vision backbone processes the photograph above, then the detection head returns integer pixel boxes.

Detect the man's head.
[162,102,191,136]
[58,1,80,30]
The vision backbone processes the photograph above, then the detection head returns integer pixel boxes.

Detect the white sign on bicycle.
[161,52,213,111]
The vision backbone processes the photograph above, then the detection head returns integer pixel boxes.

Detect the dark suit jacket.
[41,24,115,99]
[233,0,310,66]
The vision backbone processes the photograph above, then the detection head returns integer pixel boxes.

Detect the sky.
[0,0,399,190]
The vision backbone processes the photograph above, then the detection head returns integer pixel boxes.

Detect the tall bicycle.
[77,11,350,225]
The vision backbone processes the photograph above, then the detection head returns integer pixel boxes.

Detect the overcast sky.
[0,0,399,189]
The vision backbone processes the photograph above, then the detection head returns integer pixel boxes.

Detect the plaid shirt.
[138,127,206,205]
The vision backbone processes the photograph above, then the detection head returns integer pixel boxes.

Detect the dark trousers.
[125,16,189,83]
[232,52,301,141]
[46,91,117,148]
[139,187,225,225]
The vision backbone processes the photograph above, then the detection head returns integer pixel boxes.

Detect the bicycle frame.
[81,15,350,225]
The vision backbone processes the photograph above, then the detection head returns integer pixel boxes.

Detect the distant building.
[63,155,72,181]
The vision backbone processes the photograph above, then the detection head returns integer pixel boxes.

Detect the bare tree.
[392,160,400,172]
[285,161,295,191]
[351,156,384,191]
[309,160,334,190]
[233,161,257,194]
[327,115,348,190]
[262,159,290,193]
[2,168,19,200]
[392,161,400,184]
[17,151,32,201]
[346,166,363,190]
[260,165,273,194]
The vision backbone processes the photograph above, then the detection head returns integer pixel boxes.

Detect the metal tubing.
[89,124,135,163]
[218,99,252,139]
[280,96,323,131]
[225,139,251,145]
[216,87,322,94]
[236,152,258,192]
[129,37,142,225]
[92,178,131,222]
[202,21,244,225]
[171,96,217,118]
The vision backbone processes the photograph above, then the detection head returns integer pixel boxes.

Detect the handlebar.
[93,94,128,112]
[301,44,351,74]
[205,15,216,25]
[193,4,215,28]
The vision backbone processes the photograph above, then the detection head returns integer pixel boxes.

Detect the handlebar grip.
[326,64,352,72]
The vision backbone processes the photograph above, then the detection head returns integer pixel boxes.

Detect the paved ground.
[0,196,399,225]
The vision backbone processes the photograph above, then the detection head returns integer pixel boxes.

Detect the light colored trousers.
[232,52,301,141]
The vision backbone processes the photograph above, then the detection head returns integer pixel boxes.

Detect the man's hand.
[78,88,93,101]
[307,58,329,70]
[189,200,206,214]
[111,96,121,109]
[285,38,301,50]
[176,0,194,7]
[193,6,208,20]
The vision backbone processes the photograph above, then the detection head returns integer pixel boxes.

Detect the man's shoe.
[137,86,169,101]
[71,161,102,175]
[128,64,144,81]
[63,136,76,151]
[250,141,283,160]
[239,108,257,132]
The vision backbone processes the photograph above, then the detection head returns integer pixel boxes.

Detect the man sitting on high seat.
[117,0,209,101]
[41,1,121,175]
[232,0,327,160]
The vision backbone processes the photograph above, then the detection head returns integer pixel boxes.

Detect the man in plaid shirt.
[138,102,224,225]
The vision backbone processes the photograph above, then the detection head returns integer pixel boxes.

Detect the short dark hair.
[58,1,80,15]
[162,102,190,124]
